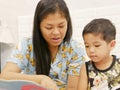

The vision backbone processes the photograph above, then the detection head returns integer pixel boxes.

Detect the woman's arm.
[66,75,79,90]
[0,62,58,90]
[77,64,88,90]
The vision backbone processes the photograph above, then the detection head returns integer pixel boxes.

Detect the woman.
[1,0,86,90]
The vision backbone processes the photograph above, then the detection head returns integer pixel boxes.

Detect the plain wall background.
[0,0,120,42]
[0,0,120,70]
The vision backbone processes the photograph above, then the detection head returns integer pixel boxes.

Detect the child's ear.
[110,40,116,48]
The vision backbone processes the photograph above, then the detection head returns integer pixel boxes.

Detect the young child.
[78,18,120,90]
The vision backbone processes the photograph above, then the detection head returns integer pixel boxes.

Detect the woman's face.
[40,12,67,48]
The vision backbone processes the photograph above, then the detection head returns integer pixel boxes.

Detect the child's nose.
[89,47,95,52]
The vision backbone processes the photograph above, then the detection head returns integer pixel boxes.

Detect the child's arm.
[77,64,88,90]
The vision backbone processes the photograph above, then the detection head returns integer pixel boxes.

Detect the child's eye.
[85,46,89,48]
[95,45,100,47]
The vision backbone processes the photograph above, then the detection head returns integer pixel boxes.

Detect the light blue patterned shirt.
[8,37,86,89]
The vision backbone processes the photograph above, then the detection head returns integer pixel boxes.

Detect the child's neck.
[94,55,113,70]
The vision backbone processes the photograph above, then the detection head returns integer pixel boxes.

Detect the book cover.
[0,79,51,90]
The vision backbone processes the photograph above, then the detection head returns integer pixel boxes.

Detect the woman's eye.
[59,25,64,28]
[45,27,52,30]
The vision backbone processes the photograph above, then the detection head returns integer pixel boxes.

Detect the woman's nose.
[52,28,59,35]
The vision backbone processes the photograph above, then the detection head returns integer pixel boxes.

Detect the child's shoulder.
[114,55,120,62]
[116,57,120,63]
[113,55,120,67]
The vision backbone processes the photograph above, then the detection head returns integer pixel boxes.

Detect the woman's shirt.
[86,55,120,90]
[7,37,86,89]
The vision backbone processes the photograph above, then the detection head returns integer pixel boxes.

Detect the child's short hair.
[82,18,116,43]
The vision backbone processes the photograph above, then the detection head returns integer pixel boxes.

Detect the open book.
[0,79,51,90]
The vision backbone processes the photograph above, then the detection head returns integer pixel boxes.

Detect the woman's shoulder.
[60,39,86,57]
[16,37,33,51]
[63,39,84,49]
[20,37,32,45]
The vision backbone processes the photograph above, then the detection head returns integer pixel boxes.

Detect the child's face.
[83,33,112,63]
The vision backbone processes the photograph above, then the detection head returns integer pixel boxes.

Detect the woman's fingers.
[40,77,58,90]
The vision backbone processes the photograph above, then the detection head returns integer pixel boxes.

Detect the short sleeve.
[7,38,31,71]
[67,40,86,76]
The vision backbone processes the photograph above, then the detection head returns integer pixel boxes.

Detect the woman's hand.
[37,75,58,90]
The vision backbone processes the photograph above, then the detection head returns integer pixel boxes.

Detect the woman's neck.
[49,46,59,62]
